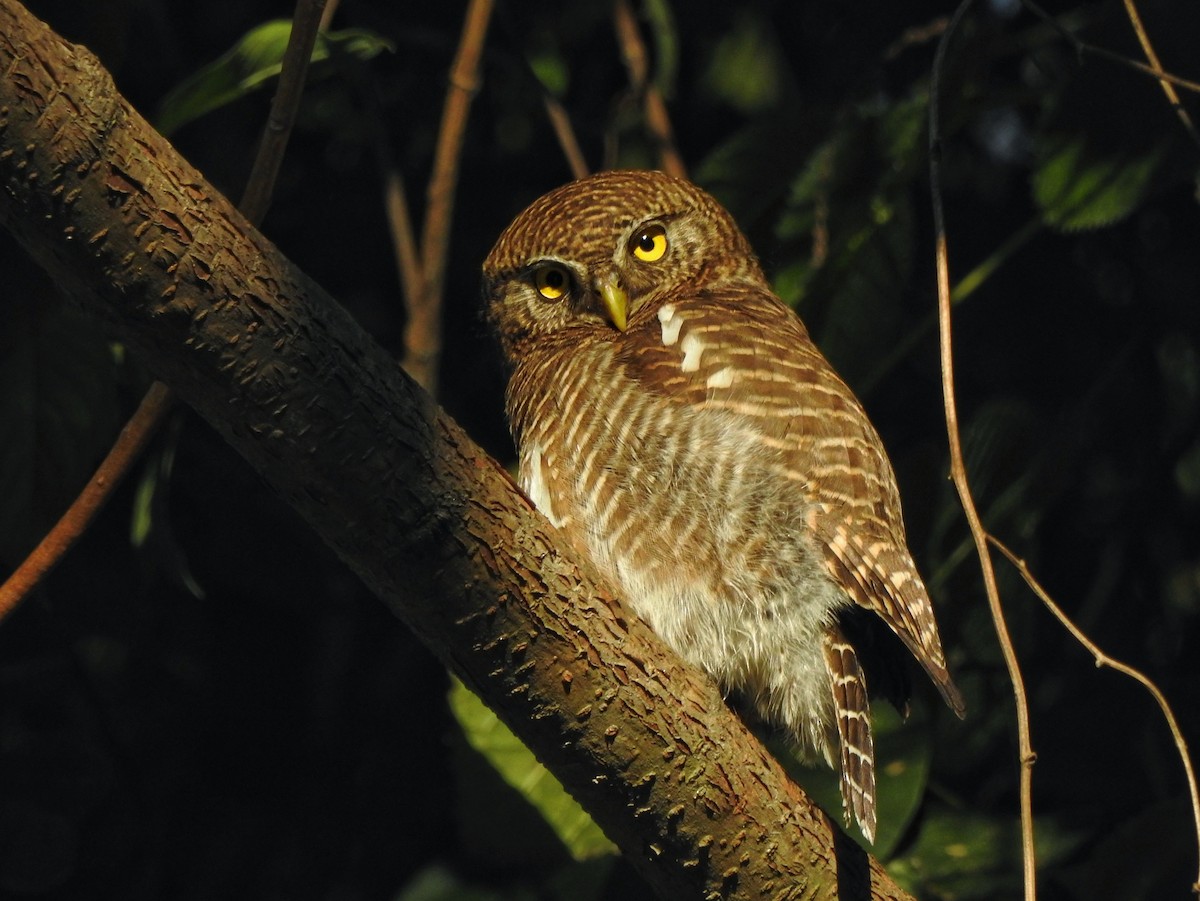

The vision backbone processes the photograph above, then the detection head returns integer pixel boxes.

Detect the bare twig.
[884,15,950,61]
[240,0,328,225]
[0,0,325,626]
[543,93,590,180]
[930,4,1039,900]
[318,0,339,32]
[989,536,1200,894]
[1022,0,1200,98]
[1120,0,1200,150]
[407,0,495,396]
[0,383,175,622]
[382,162,424,328]
[859,216,1043,397]
[613,0,686,178]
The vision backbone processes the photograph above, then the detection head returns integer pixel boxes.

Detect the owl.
[483,169,964,842]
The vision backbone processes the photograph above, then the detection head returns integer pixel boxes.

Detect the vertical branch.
[382,160,425,329]
[240,0,329,226]
[613,0,686,178]
[542,94,590,180]
[405,0,495,396]
[319,0,340,31]
[929,3,1039,900]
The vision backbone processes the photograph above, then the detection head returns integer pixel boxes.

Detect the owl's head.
[483,170,764,359]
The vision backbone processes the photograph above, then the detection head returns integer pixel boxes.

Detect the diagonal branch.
[988,535,1200,895]
[613,0,686,178]
[0,2,913,898]
[0,0,328,625]
[0,381,174,620]
[1120,0,1200,150]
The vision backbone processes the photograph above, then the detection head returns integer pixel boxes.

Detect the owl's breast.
[510,340,839,616]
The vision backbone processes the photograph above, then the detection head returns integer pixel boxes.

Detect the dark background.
[1,1,1198,898]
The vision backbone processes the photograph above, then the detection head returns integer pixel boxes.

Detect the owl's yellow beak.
[597,275,629,332]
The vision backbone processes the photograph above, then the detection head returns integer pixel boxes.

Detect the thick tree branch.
[0,3,913,898]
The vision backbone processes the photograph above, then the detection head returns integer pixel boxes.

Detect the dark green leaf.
[448,679,616,862]
[1033,133,1165,232]
[156,20,394,135]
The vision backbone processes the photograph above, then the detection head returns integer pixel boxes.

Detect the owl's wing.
[621,287,964,716]
[807,505,965,715]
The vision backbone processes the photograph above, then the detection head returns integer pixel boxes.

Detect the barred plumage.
[484,170,964,842]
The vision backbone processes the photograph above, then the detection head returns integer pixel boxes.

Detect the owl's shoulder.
[614,282,829,404]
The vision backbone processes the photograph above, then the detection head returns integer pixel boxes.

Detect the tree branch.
[0,2,914,897]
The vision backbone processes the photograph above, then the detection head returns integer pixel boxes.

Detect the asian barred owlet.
[483,169,964,842]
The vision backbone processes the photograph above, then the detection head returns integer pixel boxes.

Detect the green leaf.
[155,20,393,135]
[528,50,569,98]
[448,679,616,862]
[702,11,786,113]
[1033,133,1165,232]
[768,703,933,857]
[129,420,205,599]
[642,0,679,97]
[887,811,1084,898]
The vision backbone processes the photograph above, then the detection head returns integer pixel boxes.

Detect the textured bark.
[0,3,915,898]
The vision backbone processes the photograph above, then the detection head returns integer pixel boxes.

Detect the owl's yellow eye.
[630,224,668,262]
[534,264,570,300]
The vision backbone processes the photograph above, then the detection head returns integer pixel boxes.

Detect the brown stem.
[407,0,495,396]
[613,0,686,178]
[0,382,175,621]
[543,94,590,180]
[1120,0,1200,150]
[1021,0,1200,97]
[0,0,324,626]
[239,0,329,226]
[930,3,1039,900]
[988,535,1200,895]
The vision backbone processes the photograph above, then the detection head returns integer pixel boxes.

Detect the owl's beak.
[597,275,629,332]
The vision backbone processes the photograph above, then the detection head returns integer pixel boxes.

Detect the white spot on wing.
[680,332,705,372]
[525,444,562,527]
[658,304,682,346]
[706,366,735,389]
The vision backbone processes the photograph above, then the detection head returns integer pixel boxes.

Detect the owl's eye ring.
[533,264,571,301]
[630,224,668,262]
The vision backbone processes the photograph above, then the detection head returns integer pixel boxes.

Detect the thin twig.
[361,72,422,326]
[0,0,326,626]
[884,15,950,61]
[1022,0,1200,98]
[613,0,686,178]
[0,383,175,622]
[318,0,339,32]
[1120,0,1200,150]
[930,4,1038,900]
[383,163,424,329]
[240,0,329,225]
[408,0,495,396]
[542,94,590,180]
[989,536,1200,895]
